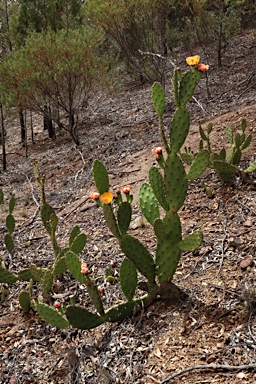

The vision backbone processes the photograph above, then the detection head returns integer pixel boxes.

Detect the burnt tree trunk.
[19,108,26,147]
[43,105,55,139]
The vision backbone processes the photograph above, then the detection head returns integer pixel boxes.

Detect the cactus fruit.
[37,303,69,328]
[117,202,132,235]
[169,106,190,153]
[178,231,203,252]
[19,291,31,313]
[93,159,109,194]
[120,235,155,281]
[66,306,103,329]
[164,153,188,213]
[120,258,137,300]
[149,167,169,211]
[139,183,160,225]
[0,266,18,283]
[152,82,166,117]
[187,150,209,180]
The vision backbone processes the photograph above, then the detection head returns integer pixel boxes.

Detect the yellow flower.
[186,55,200,66]
[100,192,113,204]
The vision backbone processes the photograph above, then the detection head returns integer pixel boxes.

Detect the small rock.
[240,255,253,269]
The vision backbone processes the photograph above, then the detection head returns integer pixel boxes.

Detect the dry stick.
[217,220,228,276]
[160,364,256,383]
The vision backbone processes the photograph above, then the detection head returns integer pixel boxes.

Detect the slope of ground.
[0,30,256,384]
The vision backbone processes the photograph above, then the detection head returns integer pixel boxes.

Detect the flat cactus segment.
[149,167,169,211]
[49,213,58,230]
[139,183,160,225]
[246,159,256,173]
[117,202,132,235]
[164,153,188,213]
[173,69,180,107]
[30,264,45,282]
[103,204,122,240]
[52,256,67,276]
[19,291,31,313]
[241,134,252,150]
[154,218,166,242]
[65,251,86,284]
[9,194,15,214]
[152,82,166,116]
[18,268,39,282]
[178,230,203,252]
[213,160,237,181]
[120,258,137,300]
[86,280,105,316]
[0,266,18,283]
[93,160,109,194]
[163,211,182,238]
[37,303,70,328]
[120,235,155,281]
[170,106,190,153]
[42,270,53,294]
[226,123,233,144]
[41,203,55,234]
[66,306,103,329]
[227,144,236,163]
[232,148,242,165]
[179,71,198,106]
[156,241,181,283]
[187,150,209,180]
[6,214,15,235]
[69,225,81,246]
[104,301,139,322]
[4,233,14,254]
[70,233,87,255]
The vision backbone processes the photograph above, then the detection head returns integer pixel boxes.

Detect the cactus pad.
[69,225,81,246]
[152,82,166,116]
[120,258,137,300]
[170,106,190,153]
[117,202,132,235]
[37,303,70,328]
[0,266,18,283]
[19,291,31,313]
[149,167,169,211]
[139,183,160,225]
[187,150,209,180]
[178,230,203,252]
[103,204,122,240]
[70,233,87,255]
[179,71,198,106]
[65,251,87,284]
[93,160,109,194]
[4,233,14,254]
[66,306,103,329]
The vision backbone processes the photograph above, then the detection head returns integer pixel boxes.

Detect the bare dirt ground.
[0,30,256,384]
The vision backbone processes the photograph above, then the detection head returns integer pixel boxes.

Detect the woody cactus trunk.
[64,58,209,330]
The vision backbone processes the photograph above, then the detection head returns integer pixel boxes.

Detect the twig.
[74,148,86,184]
[217,220,228,275]
[160,363,256,383]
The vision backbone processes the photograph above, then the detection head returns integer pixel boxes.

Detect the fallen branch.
[160,363,256,383]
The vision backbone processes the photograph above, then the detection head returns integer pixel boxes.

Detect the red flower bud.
[81,262,89,275]
[54,301,61,309]
[121,185,131,194]
[152,147,163,155]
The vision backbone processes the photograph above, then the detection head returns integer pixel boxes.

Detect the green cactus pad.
[70,233,87,255]
[120,235,155,281]
[30,264,45,282]
[164,153,188,213]
[18,268,40,282]
[187,150,209,180]
[154,219,166,242]
[232,149,242,166]
[104,301,139,322]
[65,251,87,284]
[117,202,132,235]
[219,148,226,161]
[0,266,18,283]
[9,194,15,215]
[156,241,181,283]
[49,213,58,230]
[149,167,169,211]
[86,280,105,316]
[178,230,203,252]
[179,71,198,106]
[69,225,81,246]
[41,203,55,234]
[52,256,67,276]
[246,160,256,174]
[227,144,236,163]
[170,106,190,153]
[6,214,15,235]
[152,82,166,116]
[139,183,160,226]
[37,303,70,328]
[93,160,109,194]
[241,134,252,150]
[19,291,31,313]
[226,124,233,144]
[42,270,53,295]
[199,124,208,141]
[163,211,182,237]
[213,160,237,181]
[120,258,137,300]
[66,306,103,329]
[4,233,14,254]
[173,69,180,107]
[103,204,122,240]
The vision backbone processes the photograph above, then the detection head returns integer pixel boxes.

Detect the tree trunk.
[43,105,56,139]
[19,108,26,147]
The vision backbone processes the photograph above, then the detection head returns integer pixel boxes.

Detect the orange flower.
[197,63,209,72]
[152,147,163,155]
[81,262,89,275]
[90,192,100,201]
[121,185,131,194]
[186,55,200,66]
[100,192,113,204]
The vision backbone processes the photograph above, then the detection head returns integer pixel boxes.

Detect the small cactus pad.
[93,160,109,194]
[156,241,181,283]
[139,183,160,225]
[120,235,155,281]
[41,203,55,234]
[246,160,256,174]
[86,280,105,316]
[120,258,137,300]
[170,106,190,153]
[241,134,252,150]
[149,167,169,211]
[0,266,18,283]
[173,69,180,107]
[226,124,233,144]
[37,303,70,328]
[103,204,122,240]
[42,270,53,295]
[65,251,87,284]
[4,233,14,254]
[30,264,45,282]
[152,82,166,116]
[179,71,198,106]
[213,160,237,181]
[70,233,87,255]
[6,214,15,235]
[164,153,188,212]
[104,301,139,322]
[52,256,67,276]
[66,306,103,329]
[69,225,81,246]
[8,194,15,215]
[178,230,203,252]
[187,150,209,180]
[19,291,31,313]
[18,268,39,282]
[117,202,132,235]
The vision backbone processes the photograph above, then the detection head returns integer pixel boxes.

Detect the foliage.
[86,0,171,85]
[0,27,108,145]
